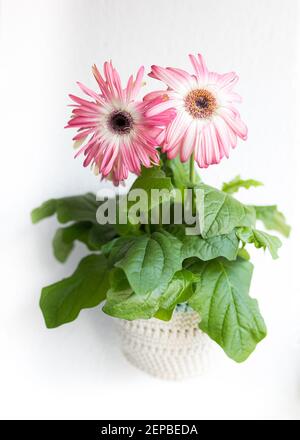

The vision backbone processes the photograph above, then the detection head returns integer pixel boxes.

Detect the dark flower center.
[185,89,217,119]
[108,110,133,134]
[195,96,209,109]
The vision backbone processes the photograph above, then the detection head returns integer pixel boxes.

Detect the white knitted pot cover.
[118,310,213,380]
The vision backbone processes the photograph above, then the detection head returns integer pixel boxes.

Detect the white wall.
[0,0,299,420]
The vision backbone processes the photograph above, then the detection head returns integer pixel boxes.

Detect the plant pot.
[118,310,213,380]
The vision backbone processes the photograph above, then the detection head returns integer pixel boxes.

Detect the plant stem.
[159,206,163,229]
[145,222,151,235]
[189,153,196,214]
[189,152,195,185]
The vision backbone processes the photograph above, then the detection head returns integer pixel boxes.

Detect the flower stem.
[189,153,196,214]
[189,152,195,185]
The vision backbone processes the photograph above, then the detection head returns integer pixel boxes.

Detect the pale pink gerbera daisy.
[146,54,247,168]
[66,62,176,184]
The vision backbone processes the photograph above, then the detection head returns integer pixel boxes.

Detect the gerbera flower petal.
[189,53,209,83]
[180,121,198,162]
[145,98,176,117]
[73,128,95,141]
[92,64,110,99]
[218,108,248,140]
[143,90,169,102]
[195,130,207,168]
[213,116,231,158]
[208,123,222,164]
[165,111,191,148]
[218,71,239,90]
[131,66,145,100]
[166,141,181,160]
[149,65,192,93]
[76,82,104,104]
[227,91,243,103]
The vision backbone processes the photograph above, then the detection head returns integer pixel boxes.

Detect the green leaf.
[113,221,140,237]
[165,224,187,240]
[103,268,161,320]
[31,199,57,223]
[181,231,239,262]
[139,165,166,179]
[131,165,173,192]
[222,175,263,194]
[165,155,201,191]
[102,236,137,267]
[116,231,182,295]
[113,197,142,236]
[154,308,174,321]
[129,168,174,215]
[132,175,173,196]
[237,247,251,261]
[103,267,198,322]
[236,227,282,259]
[198,184,256,238]
[32,194,117,261]
[188,258,267,362]
[159,269,199,311]
[31,193,99,224]
[52,222,117,263]
[53,223,91,262]
[254,205,291,238]
[40,254,110,328]
[87,224,117,248]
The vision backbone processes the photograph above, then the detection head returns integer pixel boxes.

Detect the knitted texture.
[118,311,212,380]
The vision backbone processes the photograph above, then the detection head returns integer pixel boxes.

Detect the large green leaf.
[188,258,267,362]
[197,184,256,238]
[181,231,239,261]
[222,175,263,194]
[236,227,282,259]
[53,222,91,262]
[103,268,161,320]
[254,205,291,238]
[116,231,182,295]
[32,194,117,261]
[31,193,99,224]
[52,222,117,262]
[40,254,110,328]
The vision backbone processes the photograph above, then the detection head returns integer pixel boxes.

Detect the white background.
[0,0,300,420]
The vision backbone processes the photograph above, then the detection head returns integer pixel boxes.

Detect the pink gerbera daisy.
[66,62,176,184]
[146,54,247,168]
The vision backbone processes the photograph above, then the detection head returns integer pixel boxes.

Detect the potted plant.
[32,54,290,380]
